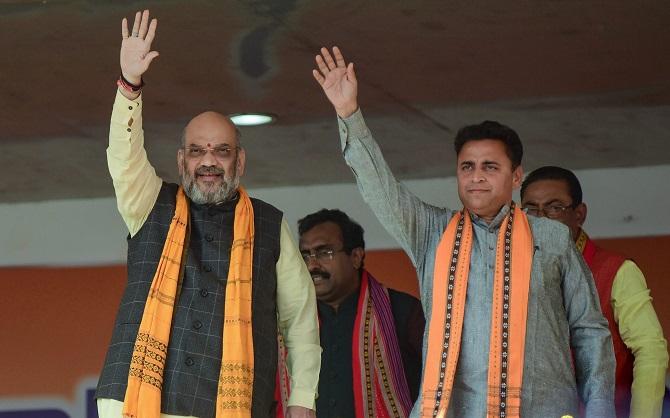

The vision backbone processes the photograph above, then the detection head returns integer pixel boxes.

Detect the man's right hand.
[119,10,159,99]
[313,46,359,119]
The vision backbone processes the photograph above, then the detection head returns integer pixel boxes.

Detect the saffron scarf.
[420,203,533,418]
[123,186,255,418]
[275,271,412,418]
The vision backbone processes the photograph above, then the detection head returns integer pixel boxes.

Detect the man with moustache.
[312,46,615,417]
[520,165,668,418]
[288,209,424,418]
[95,10,320,418]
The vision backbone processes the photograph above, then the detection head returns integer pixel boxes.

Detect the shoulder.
[593,244,628,265]
[526,215,572,254]
[388,288,423,317]
[157,182,180,204]
[144,181,179,219]
[388,288,421,306]
[250,197,283,218]
[387,288,425,335]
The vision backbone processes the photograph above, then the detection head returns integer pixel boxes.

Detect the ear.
[511,165,524,189]
[574,202,587,227]
[236,147,246,177]
[177,148,185,175]
[351,247,365,270]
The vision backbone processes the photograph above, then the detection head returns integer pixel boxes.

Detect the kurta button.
[126,128,131,132]
[185,357,194,366]
[204,265,212,272]
[489,245,495,251]
[200,288,209,297]
[128,106,133,110]
[193,320,202,330]
[205,234,214,242]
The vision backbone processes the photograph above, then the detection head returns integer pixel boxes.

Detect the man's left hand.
[286,406,316,418]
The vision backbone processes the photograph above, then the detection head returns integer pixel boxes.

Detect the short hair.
[520,166,583,205]
[298,209,365,253]
[454,121,523,169]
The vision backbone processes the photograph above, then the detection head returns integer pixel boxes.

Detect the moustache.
[309,269,331,280]
[196,166,225,176]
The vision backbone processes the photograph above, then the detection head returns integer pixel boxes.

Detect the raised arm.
[108,10,162,236]
[312,47,451,269]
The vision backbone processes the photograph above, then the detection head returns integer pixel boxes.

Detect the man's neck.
[471,203,510,225]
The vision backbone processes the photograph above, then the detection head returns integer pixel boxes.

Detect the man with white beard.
[95,10,320,418]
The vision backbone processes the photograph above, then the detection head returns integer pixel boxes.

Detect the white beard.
[180,160,240,204]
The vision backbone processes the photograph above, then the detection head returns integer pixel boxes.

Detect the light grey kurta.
[338,109,615,418]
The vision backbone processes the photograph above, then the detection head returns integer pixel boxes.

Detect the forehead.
[184,117,238,147]
[457,139,511,164]
[299,222,344,249]
[522,179,571,203]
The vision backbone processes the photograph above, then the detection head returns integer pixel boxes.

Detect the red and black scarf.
[276,270,412,418]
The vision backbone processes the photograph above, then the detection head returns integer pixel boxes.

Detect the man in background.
[521,165,668,418]
[286,209,424,418]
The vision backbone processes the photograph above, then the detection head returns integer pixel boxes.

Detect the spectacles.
[184,146,239,160]
[300,248,346,264]
[522,203,574,219]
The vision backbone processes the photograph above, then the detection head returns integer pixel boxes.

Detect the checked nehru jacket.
[97,182,284,418]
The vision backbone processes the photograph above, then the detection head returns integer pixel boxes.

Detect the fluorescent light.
[229,113,277,126]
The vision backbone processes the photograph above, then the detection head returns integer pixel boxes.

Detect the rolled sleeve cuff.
[287,388,317,410]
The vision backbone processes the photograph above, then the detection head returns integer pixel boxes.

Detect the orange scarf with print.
[122,186,255,418]
[420,204,533,418]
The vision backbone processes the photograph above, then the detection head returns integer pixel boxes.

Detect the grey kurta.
[337,109,615,418]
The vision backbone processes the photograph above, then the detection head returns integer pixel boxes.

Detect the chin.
[197,182,221,193]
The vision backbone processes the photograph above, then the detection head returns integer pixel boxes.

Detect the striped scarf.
[122,186,255,418]
[276,270,412,418]
[420,203,533,418]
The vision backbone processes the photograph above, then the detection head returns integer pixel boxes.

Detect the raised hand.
[313,46,358,118]
[120,10,159,87]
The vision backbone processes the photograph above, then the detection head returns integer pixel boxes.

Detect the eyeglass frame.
[300,247,348,264]
[182,145,241,161]
[522,202,577,219]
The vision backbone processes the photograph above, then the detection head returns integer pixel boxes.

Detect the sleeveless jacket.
[97,183,284,418]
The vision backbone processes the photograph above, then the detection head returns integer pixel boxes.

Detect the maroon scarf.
[275,270,412,418]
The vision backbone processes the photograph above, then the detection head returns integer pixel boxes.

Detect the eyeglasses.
[522,203,574,219]
[300,248,346,264]
[184,146,239,160]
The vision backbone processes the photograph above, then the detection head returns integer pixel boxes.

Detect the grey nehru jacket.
[337,109,615,418]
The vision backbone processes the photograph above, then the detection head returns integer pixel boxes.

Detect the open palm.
[120,10,159,84]
[313,47,358,118]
